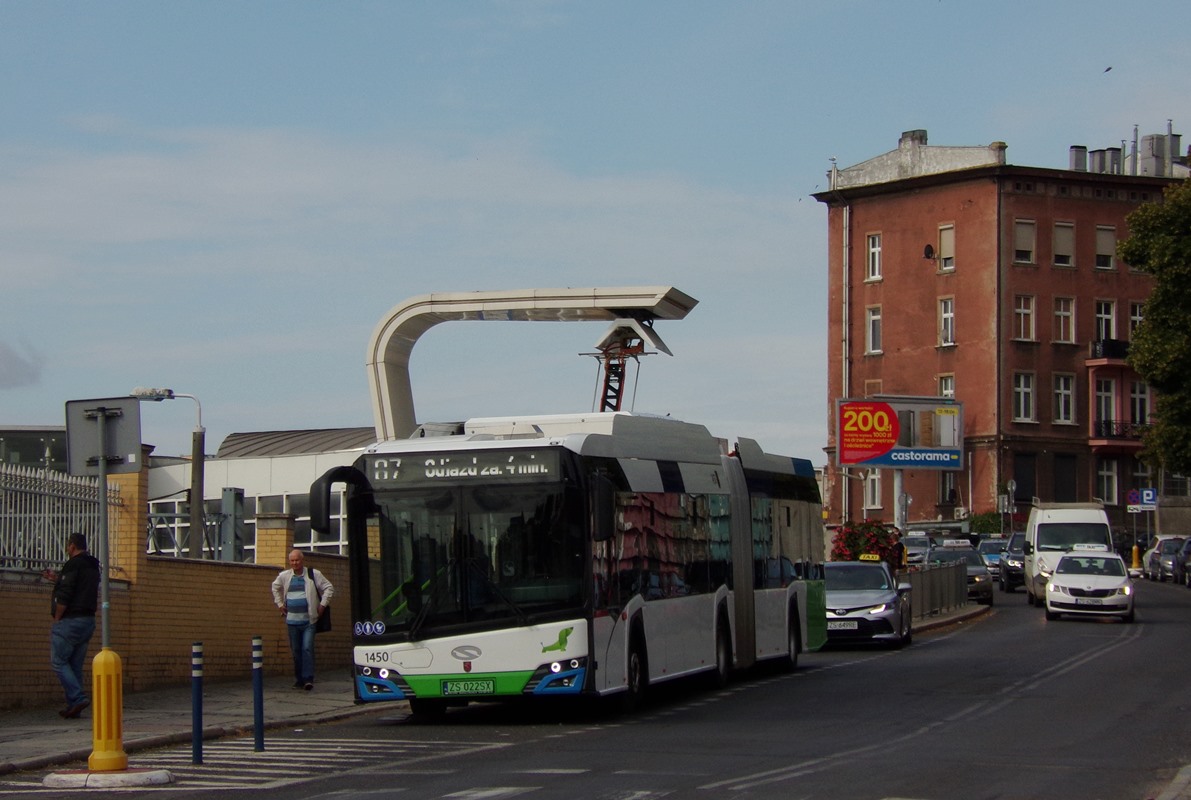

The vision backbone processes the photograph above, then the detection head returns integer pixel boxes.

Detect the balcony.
[1092,419,1148,438]
[1089,338,1130,361]
[1089,418,1149,453]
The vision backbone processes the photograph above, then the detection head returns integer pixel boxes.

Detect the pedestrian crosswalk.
[0,736,511,793]
[0,736,689,796]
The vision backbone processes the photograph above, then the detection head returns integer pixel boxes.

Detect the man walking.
[271,549,333,690]
[42,532,100,719]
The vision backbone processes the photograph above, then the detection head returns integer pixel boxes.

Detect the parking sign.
[1141,487,1158,510]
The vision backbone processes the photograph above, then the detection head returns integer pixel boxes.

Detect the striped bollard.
[253,636,265,751]
[191,642,203,765]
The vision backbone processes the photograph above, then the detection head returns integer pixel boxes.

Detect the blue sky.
[2,1,1187,464]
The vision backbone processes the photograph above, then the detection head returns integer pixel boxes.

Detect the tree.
[1122,180,1191,472]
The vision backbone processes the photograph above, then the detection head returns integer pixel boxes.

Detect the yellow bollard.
[88,647,128,772]
[1132,544,1141,571]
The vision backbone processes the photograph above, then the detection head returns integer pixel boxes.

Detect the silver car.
[824,560,913,647]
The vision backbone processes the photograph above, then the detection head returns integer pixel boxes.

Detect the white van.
[1022,502,1113,606]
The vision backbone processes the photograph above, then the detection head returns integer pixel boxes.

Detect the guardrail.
[898,562,967,620]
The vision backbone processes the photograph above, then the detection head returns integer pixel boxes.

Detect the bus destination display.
[367,450,559,486]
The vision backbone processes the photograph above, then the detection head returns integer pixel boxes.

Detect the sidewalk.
[0,672,396,776]
[0,605,988,778]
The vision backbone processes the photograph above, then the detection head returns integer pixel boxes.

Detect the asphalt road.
[6,579,1188,800]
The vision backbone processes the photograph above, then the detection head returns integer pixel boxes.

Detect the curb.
[914,604,992,634]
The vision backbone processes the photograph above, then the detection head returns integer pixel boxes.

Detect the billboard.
[835,396,963,470]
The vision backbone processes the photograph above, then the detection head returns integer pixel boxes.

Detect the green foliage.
[830,519,900,563]
[1123,181,1191,471]
[967,511,1001,535]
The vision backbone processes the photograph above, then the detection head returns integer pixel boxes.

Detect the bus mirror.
[592,474,616,542]
[310,465,374,534]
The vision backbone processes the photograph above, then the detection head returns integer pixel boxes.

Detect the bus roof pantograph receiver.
[366,286,697,441]
[590,317,673,413]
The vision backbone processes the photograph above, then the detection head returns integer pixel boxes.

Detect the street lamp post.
[131,387,206,558]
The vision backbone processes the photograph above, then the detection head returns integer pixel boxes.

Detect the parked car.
[903,534,932,565]
[1174,538,1191,587]
[1044,549,1134,623]
[926,542,994,606]
[977,537,1007,575]
[823,559,913,647]
[1144,536,1185,582]
[998,532,1026,592]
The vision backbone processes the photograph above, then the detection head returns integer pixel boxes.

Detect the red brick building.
[814,128,1186,537]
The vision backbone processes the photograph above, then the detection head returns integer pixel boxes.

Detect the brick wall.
[0,555,350,711]
[0,459,352,712]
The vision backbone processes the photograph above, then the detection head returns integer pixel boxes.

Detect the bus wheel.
[779,616,801,672]
[408,698,448,721]
[709,618,732,689]
[620,637,647,713]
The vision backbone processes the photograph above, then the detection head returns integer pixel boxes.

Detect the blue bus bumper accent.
[356,673,406,702]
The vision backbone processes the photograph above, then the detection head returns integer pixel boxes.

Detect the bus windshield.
[364,454,585,638]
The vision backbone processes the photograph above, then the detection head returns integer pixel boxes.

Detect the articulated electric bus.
[311,411,826,717]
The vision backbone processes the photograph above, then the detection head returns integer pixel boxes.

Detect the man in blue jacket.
[42,532,101,719]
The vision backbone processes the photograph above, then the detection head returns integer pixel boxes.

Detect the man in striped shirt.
[271,549,333,690]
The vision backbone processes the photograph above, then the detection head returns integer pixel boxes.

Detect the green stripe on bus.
[403,671,537,697]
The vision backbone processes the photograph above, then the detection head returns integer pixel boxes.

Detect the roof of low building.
[215,427,377,459]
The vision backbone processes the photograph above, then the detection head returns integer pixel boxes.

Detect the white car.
[1044,549,1134,623]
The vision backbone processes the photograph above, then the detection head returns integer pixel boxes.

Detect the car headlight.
[1118,585,1133,596]
[1006,557,1022,568]
[1047,583,1067,595]
[867,603,890,614]
[973,574,989,583]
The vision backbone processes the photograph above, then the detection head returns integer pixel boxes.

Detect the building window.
[1131,381,1150,425]
[938,297,955,346]
[1053,374,1076,424]
[1014,295,1036,341]
[1132,459,1152,495]
[863,470,882,512]
[938,225,955,271]
[1096,458,1119,506]
[866,233,882,280]
[866,306,882,353]
[1095,300,1117,340]
[1053,222,1075,267]
[939,471,957,505]
[1130,302,1145,337]
[1053,297,1075,343]
[1095,378,1117,433]
[1013,372,1036,422]
[1095,226,1116,270]
[939,374,955,399]
[1014,220,1036,264]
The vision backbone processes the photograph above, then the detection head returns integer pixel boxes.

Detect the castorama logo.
[865,448,962,467]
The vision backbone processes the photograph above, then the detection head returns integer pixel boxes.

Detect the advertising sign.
[835,396,963,470]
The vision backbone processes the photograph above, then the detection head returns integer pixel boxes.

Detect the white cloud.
[2,122,827,462]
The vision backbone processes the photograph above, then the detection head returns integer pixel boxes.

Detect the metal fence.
[0,463,121,574]
[898,562,968,620]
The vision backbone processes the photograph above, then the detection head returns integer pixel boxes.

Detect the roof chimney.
[1069,146,1088,172]
[899,129,928,148]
